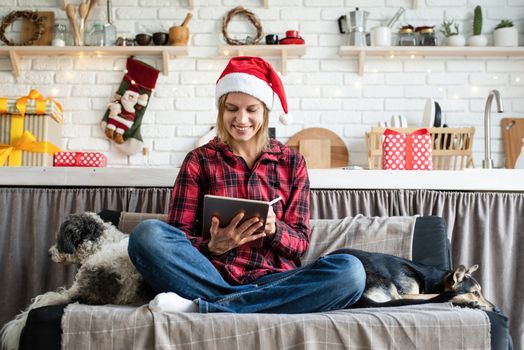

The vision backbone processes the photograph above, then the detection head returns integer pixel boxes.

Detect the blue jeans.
[128,219,366,313]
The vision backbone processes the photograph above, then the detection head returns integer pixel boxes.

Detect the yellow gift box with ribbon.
[0,90,63,166]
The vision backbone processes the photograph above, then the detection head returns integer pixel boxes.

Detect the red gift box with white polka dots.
[382,129,432,170]
[53,152,107,167]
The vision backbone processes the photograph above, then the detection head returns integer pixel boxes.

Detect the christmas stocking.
[101,57,160,155]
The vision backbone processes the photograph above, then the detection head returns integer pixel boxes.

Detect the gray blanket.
[62,303,490,350]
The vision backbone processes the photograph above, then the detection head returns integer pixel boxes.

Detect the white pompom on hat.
[215,56,291,125]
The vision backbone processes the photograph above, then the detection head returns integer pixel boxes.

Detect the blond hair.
[215,93,270,154]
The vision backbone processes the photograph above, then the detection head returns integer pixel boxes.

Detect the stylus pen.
[268,196,283,206]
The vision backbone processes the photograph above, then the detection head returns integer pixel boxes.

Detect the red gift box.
[382,128,432,170]
[53,152,107,167]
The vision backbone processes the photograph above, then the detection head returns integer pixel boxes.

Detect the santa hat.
[215,56,292,125]
[126,83,141,94]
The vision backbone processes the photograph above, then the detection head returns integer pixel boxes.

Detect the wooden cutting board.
[21,11,55,46]
[287,128,349,168]
[501,118,524,168]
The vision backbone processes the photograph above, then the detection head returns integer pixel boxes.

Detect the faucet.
[483,89,504,168]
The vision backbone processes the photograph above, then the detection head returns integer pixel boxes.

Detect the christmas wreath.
[0,10,45,46]
[222,6,263,45]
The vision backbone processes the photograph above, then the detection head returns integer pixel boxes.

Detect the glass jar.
[398,27,417,46]
[87,23,105,46]
[419,27,438,46]
[116,36,135,46]
[104,23,117,46]
[52,24,67,47]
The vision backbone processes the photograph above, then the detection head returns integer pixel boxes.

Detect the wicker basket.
[366,127,475,170]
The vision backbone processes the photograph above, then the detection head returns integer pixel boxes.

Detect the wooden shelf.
[219,44,306,75]
[0,46,189,77]
[190,0,267,8]
[339,46,524,76]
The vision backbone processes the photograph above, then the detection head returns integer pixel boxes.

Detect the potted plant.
[467,5,488,46]
[493,20,518,47]
[440,18,465,46]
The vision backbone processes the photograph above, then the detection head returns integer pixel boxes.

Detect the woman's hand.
[207,212,265,256]
[264,206,277,239]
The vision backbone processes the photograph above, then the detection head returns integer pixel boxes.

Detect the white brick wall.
[1,1,523,168]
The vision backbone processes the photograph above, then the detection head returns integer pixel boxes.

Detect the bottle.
[514,138,524,169]
[87,23,105,46]
[52,23,67,47]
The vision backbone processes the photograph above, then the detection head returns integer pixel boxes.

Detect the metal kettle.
[338,8,369,46]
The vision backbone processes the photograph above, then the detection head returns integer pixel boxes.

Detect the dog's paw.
[462,301,481,309]
[452,297,484,310]
[450,295,479,309]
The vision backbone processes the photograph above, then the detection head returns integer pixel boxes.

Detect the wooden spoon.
[79,2,89,22]
[86,0,97,20]
[79,1,89,44]
[66,3,80,45]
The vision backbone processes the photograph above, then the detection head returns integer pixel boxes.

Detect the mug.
[372,26,392,46]
[265,34,279,45]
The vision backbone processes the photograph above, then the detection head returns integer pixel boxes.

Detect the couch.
[19,211,511,350]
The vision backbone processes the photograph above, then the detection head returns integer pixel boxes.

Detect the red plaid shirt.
[167,137,311,285]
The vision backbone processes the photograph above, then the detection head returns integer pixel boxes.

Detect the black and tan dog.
[331,248,499,312]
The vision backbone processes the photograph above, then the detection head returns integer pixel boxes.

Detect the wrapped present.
[54,152,107,167]
[382,128,432,170]
[0,90,63,166]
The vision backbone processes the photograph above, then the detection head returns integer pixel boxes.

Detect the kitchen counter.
[1,167,523,191]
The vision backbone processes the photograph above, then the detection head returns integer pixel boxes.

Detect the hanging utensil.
[103,0,117,46]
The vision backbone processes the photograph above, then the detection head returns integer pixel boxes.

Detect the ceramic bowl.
[153,32,169,46]
[135,33,152,46]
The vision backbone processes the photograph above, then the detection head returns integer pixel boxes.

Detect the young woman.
[128,56,365,313]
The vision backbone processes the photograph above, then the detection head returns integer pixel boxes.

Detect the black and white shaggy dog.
[1,212,152,350]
